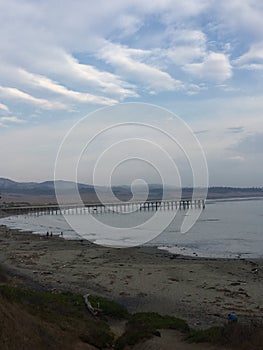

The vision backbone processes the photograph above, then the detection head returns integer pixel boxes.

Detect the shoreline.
[0,223,262,329]
[1,219,259,260]
[1,214,262,260]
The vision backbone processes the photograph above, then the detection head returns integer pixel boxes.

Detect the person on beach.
[46,231,49,238]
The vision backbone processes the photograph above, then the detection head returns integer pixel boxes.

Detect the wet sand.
[0,224,262,329]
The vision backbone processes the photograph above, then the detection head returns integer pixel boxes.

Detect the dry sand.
[0,224,262,331]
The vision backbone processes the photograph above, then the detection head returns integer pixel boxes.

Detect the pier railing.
[1,198,205,215]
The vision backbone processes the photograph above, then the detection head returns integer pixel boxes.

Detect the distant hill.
[207,186,263,199]
[0,178,263,205]
[0,178,96,195]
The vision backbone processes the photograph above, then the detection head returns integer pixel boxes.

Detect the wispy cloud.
[0,86,68,110]
[231,132,263,154]
[0,116,24,123]
[0,102,9,113]
[54,53,138,99]
[0,115,24,128]
[216,1,263,38]
[20,70,118,105]
[227,126,244,134]
[98,42,183,92]
[194,129,210,135]
[0,0,263,185]
[234,42,263,70]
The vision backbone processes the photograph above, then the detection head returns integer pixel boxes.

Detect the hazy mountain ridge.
[0,178,96,195]
[0,178,262,198]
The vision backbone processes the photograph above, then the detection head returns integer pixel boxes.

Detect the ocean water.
[1,198,263,258]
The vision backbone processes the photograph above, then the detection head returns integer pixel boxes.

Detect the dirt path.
[132,329,225,350]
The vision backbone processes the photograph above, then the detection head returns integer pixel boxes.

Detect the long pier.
[1,199,205,216]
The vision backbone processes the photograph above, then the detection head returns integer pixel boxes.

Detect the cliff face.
[0,267,75,350]
[0,297,72,350]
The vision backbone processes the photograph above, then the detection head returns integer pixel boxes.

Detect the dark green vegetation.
[0,285,84,318]
[0,280,263,349]
[187,322,263,350]
[0,284,188,349]
[131,312,189,332]
[115,312,189,350]
[88,294,129,319]
[0,285,114,349]
[187,326,223,343]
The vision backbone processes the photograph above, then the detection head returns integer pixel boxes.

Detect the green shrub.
[187,326,223,343]
[0,285,115,349]
[115,322,154,350]
[130,312,189,332]
[88,294,129,319]
[115,312,189,350]
[0,286,85,320]
[79,320,114,349]
[187,322,263,350]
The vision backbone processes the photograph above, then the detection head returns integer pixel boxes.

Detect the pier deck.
[1,198,205,215]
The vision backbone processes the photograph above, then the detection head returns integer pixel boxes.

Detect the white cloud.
[234,42,263,70]
[169,29,206,46]
[227,156,245,162]
[20,70,118,105]
[61,54,138,99]
[98,42,183,92]
[159,29,207,66]
[186,83,207,95]
[0,102,9,113]
[159,0,210,23]
[0,86,68,110]
[183,52,232,82]
[2,50,138,101]
[0,116,23,123]
[111,14,142,39]
[0,51,138,99]
[216,1,263,39]
[0,115,24,128]
[231,132,263,154]
[0,0,263,185]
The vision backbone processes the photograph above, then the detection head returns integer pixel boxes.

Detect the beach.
[0,223,262,330]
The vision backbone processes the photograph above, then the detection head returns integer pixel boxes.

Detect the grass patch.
[187,326,223,343]
[131,312,190,333]
[8,283,263,350]
[187,322,263,350]
[0,285,85,320]
[115,322,154,350]
[115,312,189,350]
[79,321,114,349]
[88,294,129,319]
[0,285,114,349]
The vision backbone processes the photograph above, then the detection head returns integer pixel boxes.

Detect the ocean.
[1,197,263,259]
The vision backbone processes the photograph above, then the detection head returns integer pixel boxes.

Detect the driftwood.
[83,294,98,316]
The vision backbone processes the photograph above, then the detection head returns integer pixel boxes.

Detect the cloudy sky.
[0,0,263,186]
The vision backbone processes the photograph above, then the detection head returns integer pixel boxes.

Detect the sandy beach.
[0,223,262,331]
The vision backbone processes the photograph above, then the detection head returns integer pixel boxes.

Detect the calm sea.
[1,198,263,258]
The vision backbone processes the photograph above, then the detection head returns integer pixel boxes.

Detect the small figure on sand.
[46,231,49,237]
[227,313,238,322]
[60,231,63,237]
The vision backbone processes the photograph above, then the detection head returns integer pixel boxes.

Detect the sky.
[0,0,263,186]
